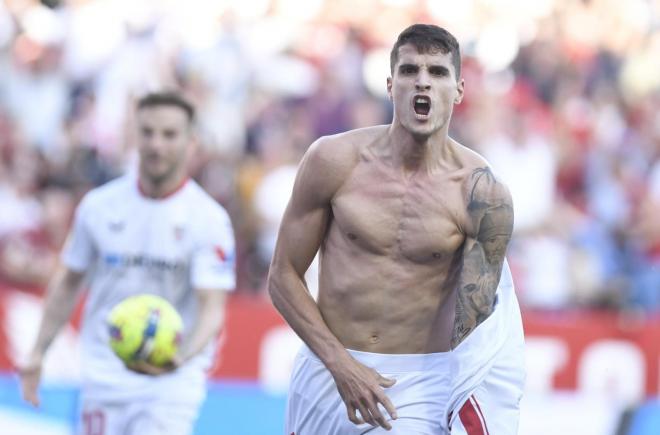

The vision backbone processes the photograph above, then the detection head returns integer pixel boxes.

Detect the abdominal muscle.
[317,239,459,354]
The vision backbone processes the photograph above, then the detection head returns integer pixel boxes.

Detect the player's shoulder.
[307,129,359,164]
[450,139,490,171]
[304,125,387,172]
[183,180,231,223]
[452,141,511,202]
[78,175,134,210]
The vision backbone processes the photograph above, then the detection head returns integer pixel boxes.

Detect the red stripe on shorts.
[458,395,488,435]
[472,397,490,435]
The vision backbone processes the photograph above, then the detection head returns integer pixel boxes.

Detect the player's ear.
[387,77,393,101]
[454,78,465,104]
[186,129,199,157]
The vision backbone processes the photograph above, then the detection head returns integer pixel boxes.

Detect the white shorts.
[287,345,451,434]
[286,260,525,434]
[448,260,526,434]
[77,383,205,435]
[286,335,523,435]
[448,313,525,435]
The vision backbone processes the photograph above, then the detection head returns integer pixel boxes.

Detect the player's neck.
[138,172,189,199]
[387,123,453,175]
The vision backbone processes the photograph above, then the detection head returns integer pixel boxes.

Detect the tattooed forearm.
[451,167,513,348]
[451,240,502,345]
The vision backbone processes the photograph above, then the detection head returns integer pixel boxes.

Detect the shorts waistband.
[299,344,450,373]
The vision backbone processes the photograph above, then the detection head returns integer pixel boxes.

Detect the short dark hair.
[390,24,461,80]
[136,91,195,122]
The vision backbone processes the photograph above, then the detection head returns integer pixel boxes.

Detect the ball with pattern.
[107,294,183,367]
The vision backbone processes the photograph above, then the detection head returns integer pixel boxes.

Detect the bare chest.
[331,162,466,262]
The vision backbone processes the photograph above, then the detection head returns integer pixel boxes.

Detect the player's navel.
[432,252,443,259]
[369,334,380,344]
[347,232,358,240]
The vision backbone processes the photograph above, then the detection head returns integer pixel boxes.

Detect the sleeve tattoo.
[451,167,514,348]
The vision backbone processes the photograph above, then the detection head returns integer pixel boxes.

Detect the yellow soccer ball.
[107,294,183,367]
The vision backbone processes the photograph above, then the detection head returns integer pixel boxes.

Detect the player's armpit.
[451,167,513,348]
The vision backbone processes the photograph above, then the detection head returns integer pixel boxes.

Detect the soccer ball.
[107,294,183,367]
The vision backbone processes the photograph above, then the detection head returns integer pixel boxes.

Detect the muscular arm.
[268,139,349,370]
[268,138,397,429]
[451,167,513,348]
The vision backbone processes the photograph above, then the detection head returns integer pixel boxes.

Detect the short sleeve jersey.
[62,175,236,399]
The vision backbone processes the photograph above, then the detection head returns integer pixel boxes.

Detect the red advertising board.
[1,289,658,400]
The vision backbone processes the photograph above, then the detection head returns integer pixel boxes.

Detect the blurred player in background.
[19,91,236,435]
[269,24,525,434]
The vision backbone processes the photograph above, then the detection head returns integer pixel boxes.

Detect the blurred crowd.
[0,0,659,312]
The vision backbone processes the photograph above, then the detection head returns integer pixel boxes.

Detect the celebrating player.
[19,91,236,435]
[268,24,525,434]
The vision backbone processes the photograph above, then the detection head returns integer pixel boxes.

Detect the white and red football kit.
[63,174,236,435]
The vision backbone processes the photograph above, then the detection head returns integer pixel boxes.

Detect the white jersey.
[62,174,236,401]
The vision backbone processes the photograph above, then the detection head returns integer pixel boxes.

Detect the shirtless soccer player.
[268,24,525,434]
[19,92,236,435]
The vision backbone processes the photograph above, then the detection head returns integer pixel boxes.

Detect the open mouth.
[413,96,431,116]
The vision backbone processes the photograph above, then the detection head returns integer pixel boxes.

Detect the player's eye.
[399,65,417,75]
[429,66,448,76]
[163,130,177,139]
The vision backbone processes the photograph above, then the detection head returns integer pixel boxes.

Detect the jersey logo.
[103,253,186,272]
[174,226,184,241]
[214,246,227,262]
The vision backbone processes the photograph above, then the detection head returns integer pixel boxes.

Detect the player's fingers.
[139,362,164,375]
[126,361,150,375]
[378,374,396,388]
[168,355,182,369]
[142,362,160,375]
[20,381,39,407]
[378,394,399,420]
[18,371,41,407]
[375,391,398,420]
[357,398,377,427]
[367,400,392,430]
[26,390,40,407]
[346,403,364,425]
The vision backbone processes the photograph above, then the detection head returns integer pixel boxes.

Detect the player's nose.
[145,135,166,151]
[415,70,431,91]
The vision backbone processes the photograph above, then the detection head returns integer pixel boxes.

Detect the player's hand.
[125,356,181,376]
[18,358,43,407]
[330,356,398,430]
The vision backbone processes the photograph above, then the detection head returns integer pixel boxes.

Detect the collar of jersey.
[137,177,189,200]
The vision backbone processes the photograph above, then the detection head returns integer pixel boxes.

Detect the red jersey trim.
[137,177,189,200]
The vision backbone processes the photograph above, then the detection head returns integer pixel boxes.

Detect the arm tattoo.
[451,167,513,348]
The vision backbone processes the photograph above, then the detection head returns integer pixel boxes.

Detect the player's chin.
[143,164,172,183]
[407,124,435,139]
